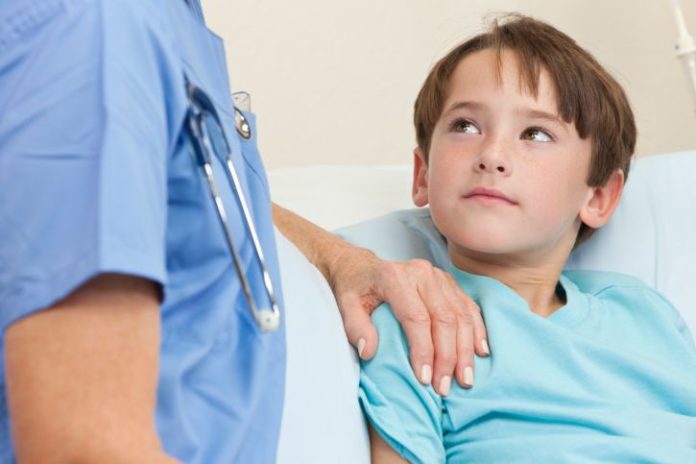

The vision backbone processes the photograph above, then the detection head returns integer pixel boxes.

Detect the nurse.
[0,1,487,462]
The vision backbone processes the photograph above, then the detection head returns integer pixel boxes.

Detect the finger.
[470,301,490,358]
[438,274,481,388]
[338,294,380,360]
[427,271,477,394]
[430,302,459,397]
[454,313,475,389]
[448,283,489,357]
[375,264,437,384]
[390,295,435,386]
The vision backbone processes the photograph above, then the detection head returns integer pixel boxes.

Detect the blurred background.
[202,0,696,169]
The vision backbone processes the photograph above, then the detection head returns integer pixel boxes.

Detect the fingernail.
[464,366,474,387]
[420,364,432,384]
[357,338,366,358]
[481,339,490,356]
[439,375,451,396]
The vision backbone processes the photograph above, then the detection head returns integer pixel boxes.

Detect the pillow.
[337,151,696,336]
[274,229,370,464]
[565,151,696,334]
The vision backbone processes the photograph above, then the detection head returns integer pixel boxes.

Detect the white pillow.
[275,229,370,464]
[565,151,696,334]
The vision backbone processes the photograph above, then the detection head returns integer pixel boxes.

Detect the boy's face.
[413,48,620,266]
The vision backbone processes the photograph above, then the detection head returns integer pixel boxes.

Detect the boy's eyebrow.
[519,108,568,131]
[443,101,484,115]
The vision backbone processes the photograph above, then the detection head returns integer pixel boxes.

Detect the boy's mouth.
[463,187,517,205]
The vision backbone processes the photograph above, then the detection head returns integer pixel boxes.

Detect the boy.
[359,14,696,463]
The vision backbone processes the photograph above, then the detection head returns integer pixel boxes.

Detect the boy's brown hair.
[413,14,637,243]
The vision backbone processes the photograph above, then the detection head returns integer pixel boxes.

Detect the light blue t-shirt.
[360,266,696,463]
[0,1,285,462]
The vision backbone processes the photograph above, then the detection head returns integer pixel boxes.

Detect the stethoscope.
[185,77,281,332]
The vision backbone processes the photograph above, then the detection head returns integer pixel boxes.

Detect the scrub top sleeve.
[0,0,172,331]
[359,304,445,464]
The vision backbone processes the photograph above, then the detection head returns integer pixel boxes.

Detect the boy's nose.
[474,143,511,175]
[476,161,508,173]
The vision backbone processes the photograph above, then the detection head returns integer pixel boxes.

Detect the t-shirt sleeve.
[0,0,175,330]
[359,304,445,463]
[648,290,696,352]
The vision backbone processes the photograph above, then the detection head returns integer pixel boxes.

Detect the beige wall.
[202,0,696,169]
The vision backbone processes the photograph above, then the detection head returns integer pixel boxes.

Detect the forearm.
[369,424,408,464]
[5,274,179,464]
[16,447,178,464]
[272,202,374,283]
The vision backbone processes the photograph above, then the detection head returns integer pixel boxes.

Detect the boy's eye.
[521,127,553,143]
[449,118,480,134]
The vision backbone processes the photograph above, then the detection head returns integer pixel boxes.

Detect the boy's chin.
[448,231,577,267]
[446,230,521,254]
[448,237,521,259]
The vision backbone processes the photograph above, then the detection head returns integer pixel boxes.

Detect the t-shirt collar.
[447,262,589,328]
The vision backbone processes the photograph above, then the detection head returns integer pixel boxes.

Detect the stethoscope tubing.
[185,79,281,332]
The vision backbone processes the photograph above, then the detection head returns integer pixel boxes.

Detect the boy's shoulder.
[563,270,686,330]
[562,269,672,310]
[564,270,696,353]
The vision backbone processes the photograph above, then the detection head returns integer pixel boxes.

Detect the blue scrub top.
[0,0,286,462]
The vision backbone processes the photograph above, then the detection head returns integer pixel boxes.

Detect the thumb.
[339,297,380,360]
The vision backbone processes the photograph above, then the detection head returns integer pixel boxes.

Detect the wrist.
[322,240,378,290]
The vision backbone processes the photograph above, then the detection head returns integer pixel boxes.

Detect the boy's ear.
[579,168,625,229]
[412,148,429,207]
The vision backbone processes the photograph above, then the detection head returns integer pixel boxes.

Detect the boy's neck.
[450,248,568,317]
